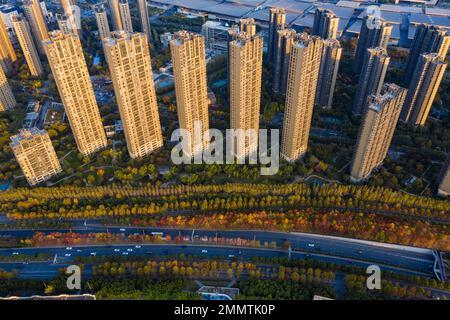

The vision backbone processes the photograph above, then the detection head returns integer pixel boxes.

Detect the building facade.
[0,14,17,74]
[268,7,286,66]
[56,13,72,34]
[93,3,111,41]
[315,38,342,109]
[23,0,49,55]
[240,18,256,37]
[118,0,133,32]
[137,0,151,41]
[272,28,296,94]
[0,66,15,111]
[404,24,450,86]
[59,0,80,37]
[12,15,43,77]
[281,33,323,162]
[229,32,263,159]
[60,0,77,16]
[43,31,107,156]
[108,0,123,31]
[400,53,447,126]
[10,128,62,186]
[350,83,407,182]
[312,8,339,40]
[170,31,209,157]
[354,15,392,74]
[352,47,390,115]
[104,31,163,159]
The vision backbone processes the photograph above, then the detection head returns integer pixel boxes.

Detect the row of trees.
[89,257,337,287]
[2,183,448,218]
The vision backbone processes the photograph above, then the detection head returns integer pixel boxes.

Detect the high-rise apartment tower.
[170,31,210,157]
[229,31,263,159]
[104,31,163,158]
[354,15,391,73]
[353,47,390,115]
[281,33,323,162]
[400,53,447,126]
[11,15,43,77]
[43,31,107,156]
[350,83,406,182]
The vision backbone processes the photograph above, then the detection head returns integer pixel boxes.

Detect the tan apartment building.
[94,3,111,40]
[60,0,77,16]
[137,0,151,41]
[10,128,62,186]
[229,32,263,159]
[0,14,17,73]
[315,38,342,109]
[272,28,296,94]
[12,15,43,77]
[240,18,256,37]
[350,83,407,182]
[352,47,390,115]
[108,0,123,31]
[404,24,450,86]
[170,31,209,158]
[43,31,107,156]
[281,33,323,162]
[59,0,81,37]
[312,8,339,40]
[104,31,163,159]
[400,53,447,126]
[118,0,133,32]
[268,7,286,66]
[56,14,72,34]
[23,0,49,55]
[0,66,16,111]
[354,16,392,73]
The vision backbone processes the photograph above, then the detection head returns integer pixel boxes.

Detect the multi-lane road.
[0,224,442,280]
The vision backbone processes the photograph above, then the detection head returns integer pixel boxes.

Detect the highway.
[0,225,439,280]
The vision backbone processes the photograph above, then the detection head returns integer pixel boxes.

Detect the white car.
[66,247,72,250]
[228,254,235,258]
[90,252,96,256]
[122,252,129,256]
[135,245,141,249]
[76,249,82,253]
[65,253,71,257]
[201,249,208,254]
[127,248,133,252]
[119,228,126,232]
[308,243,315,248]
[114,249,120,252]
[12,252,19,255]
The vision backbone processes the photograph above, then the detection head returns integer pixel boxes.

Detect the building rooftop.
[93,3,107,13]
[10,128,47,148]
